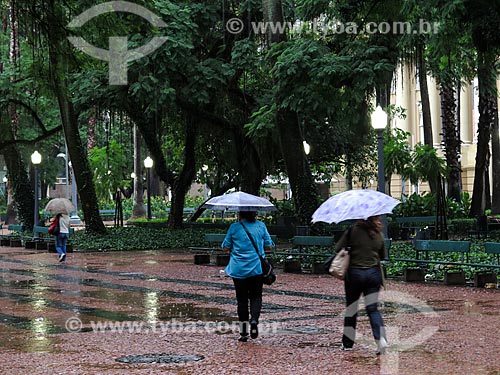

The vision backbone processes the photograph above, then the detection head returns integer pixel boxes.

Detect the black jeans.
[232,275,263,335]
[342,266,385,348]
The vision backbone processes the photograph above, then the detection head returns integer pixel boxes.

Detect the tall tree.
[262,0,320,224]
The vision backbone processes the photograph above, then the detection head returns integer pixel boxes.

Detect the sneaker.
[250,321,258,339]
[58,253,66,262]
[341,345,353,351]
[376,337,388,355]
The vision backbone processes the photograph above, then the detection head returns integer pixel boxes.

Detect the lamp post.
[1,176,7,198]
[68,161,81,224]
[31,151,42,234]
[371,105,388,240]
[56,152,69,199]
[144,156,153,220]
[202,164,208,200]
[371,105,387,244]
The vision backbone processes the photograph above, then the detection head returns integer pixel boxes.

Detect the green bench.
[99,209,116,220]
[189,233,278,265]
[396,216,437,235]
[485,242,500,265]
[415,240,470,263]
[29,226,75,252]
[1,225,25,246]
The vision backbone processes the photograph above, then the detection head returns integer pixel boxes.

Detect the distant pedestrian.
[55,213,70,262]
[336,215,388,354]
[222,211,274,342]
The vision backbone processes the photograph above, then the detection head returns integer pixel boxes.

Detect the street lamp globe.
[130,172,136,179]
[202,164,208,172]
[371,105,387,130]
[31,151,42,165]
[303,141,311,155]
[2,176,7,183]
[144,156,153,169]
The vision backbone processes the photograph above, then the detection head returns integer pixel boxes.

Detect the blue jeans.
[56,233,68,256]
[342,266,385,348]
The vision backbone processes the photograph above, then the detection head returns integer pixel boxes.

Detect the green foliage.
[393,191,472,219]
[71,227,207,251]
[88,141,128,201]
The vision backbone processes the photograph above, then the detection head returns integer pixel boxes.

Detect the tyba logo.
[67,1,167,85]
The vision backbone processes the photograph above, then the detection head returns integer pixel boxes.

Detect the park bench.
[0,225,25,247]
[189,233,278,266]
[485,242,500,265]
[396,216,437,235]
[26,226,75,252]
[99,209,117,220]
[280,236,392,273]
[392,239,500,285]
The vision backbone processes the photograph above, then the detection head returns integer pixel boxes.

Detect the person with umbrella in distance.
[312,189,400,355]
[203,192,277,342]
[45,198,73,263]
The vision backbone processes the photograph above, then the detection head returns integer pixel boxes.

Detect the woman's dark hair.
[357,216,381,239]
[239,211,257,222]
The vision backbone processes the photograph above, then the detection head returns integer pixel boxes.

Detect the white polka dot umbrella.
[311,189,401,224]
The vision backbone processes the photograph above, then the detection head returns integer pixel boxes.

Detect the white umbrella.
[311,189,400,224]
[44,198,75,215]
[202,191,277,212]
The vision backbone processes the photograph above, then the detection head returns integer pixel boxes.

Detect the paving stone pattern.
[0,246,499,374]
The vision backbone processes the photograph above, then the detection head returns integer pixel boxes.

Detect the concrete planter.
[284,259,301,273]
[215,254,230,266]
[194,254,210,265]
[311,262,327,274]
[403,268,425,282]
[444,270,466,285]
[473,272,497,288]
[9,239,22,247]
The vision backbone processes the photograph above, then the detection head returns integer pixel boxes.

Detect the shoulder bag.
[322,227,352,279]
[240,222,276,286]
[48,214,61,236]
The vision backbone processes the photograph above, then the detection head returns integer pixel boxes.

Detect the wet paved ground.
[0,246,499,375]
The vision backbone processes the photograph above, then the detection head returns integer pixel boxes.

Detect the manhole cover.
[116,353,204,364]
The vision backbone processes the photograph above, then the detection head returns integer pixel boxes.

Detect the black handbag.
[240,222,276,285]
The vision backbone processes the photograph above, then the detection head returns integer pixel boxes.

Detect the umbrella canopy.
[44,198,75,215]
[311,189,400,224]
[202,191,277,212]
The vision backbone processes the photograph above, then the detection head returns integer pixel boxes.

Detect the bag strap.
[344,226,353,252]
[240,221,260,256]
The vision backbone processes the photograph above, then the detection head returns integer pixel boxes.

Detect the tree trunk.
[490,86,500,213]
[262,0,320,224]
[0,112,34,228]
[168,116,197,229]
[46,0,105,233]
[131,125,146,218]
[417,44,434,147]
[470,51,496,217]
[440,81,461,201]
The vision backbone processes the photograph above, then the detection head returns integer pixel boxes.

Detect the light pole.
[56,152,69,199]
[371,105,388,240]
[144,156,153,220]
[31,151,42,234]
[68,161,81,224]
[202,164,208,200]
[1,176,7,198]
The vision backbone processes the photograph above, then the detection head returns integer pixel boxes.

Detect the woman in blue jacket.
[222,211,274,342]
